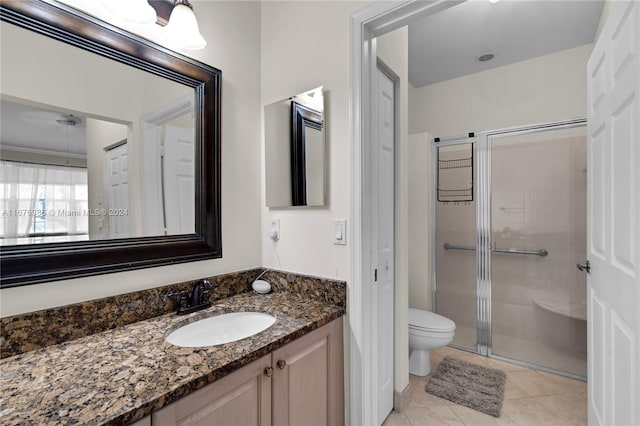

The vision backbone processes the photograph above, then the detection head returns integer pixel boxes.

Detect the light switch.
[333,219,346,245]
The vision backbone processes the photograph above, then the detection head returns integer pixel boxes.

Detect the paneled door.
[586,1,639,424]
[374,67,395,425]
[105,142,129,238]
[163,125,195,234]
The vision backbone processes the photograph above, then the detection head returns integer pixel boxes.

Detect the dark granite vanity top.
[0,290,345,425]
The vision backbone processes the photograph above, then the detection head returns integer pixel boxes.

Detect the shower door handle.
[577,260,591,273]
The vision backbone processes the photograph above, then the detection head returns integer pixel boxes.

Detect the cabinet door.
[272,318,343,426]
[153,355,272,426]
[130,416,151,426]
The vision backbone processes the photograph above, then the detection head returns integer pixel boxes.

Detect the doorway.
[349,1,639,425]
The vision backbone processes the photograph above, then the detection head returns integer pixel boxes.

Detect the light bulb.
[163,3,207,50]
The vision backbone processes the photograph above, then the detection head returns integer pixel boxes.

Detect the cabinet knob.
[277,360,287,370]
[264,367,273,377]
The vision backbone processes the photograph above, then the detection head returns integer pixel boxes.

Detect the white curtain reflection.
[0,160,88,245]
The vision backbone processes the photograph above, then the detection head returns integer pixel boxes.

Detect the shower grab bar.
[443,243,548,257]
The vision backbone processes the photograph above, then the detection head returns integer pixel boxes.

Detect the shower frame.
[431,117,587,378]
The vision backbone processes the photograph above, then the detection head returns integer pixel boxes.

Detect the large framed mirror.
[0,0,222,287]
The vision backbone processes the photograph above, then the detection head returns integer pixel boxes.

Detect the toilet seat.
[408,308,455,333]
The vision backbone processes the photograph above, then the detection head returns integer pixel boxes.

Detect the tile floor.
[384,346,587,426]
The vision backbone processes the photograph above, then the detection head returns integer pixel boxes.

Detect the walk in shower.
[433,119,587,378]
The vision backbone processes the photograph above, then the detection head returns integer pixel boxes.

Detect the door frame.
[349,1,463,424]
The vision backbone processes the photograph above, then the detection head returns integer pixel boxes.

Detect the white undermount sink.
[165,312,277,348]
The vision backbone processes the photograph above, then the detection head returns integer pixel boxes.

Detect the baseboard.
[393,382,411,413]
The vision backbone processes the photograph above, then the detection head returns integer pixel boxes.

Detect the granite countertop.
[0,291,345,425]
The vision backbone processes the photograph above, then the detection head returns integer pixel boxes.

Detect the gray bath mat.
[425,356,506,417]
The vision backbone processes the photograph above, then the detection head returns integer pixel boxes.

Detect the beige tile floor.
[384,346,587,426]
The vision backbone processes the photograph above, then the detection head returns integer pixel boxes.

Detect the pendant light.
[163,0,207,50]
[56,114,82,166]
[101,0,157,25]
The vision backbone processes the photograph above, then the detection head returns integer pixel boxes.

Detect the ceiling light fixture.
[56,114,80,167]
[101,0,157,25]
[488,0,500,4]
[478,53,495,62]
[163,0,207,50]
[56,114,82,127]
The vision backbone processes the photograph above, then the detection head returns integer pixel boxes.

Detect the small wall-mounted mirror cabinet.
[264,87,325,208]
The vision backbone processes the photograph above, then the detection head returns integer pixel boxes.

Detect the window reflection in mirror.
[0,20,196,246]
[264,86,326,208]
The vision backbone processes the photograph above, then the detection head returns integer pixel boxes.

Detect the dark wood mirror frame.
[291,102,322,206]
[0,0,222,288]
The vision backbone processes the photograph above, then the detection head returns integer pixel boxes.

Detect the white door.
[586,2,640,425]
[163,125,195,235]
[106,142,129,238]
[375,67,395,425]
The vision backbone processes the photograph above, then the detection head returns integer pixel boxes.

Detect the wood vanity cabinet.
[152,317,343,426]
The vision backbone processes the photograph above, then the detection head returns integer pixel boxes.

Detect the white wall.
[260,2,414,416]
[0,1,263,316]
[260,1,367,280]
[595,0,613,42]
[408,132,433,311]
[409,44,592,137]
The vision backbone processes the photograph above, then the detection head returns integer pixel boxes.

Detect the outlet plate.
[269,218,280,241]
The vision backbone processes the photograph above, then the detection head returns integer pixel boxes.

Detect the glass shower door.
[434,141,477,351]
[489,125,587,377]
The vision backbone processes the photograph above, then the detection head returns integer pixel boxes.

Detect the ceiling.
[408,0,604,87]
[0,100,87,156]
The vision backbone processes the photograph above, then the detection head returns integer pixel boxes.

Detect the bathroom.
[1,1,639,426]
[383,0,594,423]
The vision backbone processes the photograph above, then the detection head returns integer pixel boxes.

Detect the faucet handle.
[168,290,190,309]
[199,279,215,303]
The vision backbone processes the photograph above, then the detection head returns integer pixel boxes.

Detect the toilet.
[408,308,456,376]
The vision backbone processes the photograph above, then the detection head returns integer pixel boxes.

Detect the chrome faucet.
[168,278,217,315]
